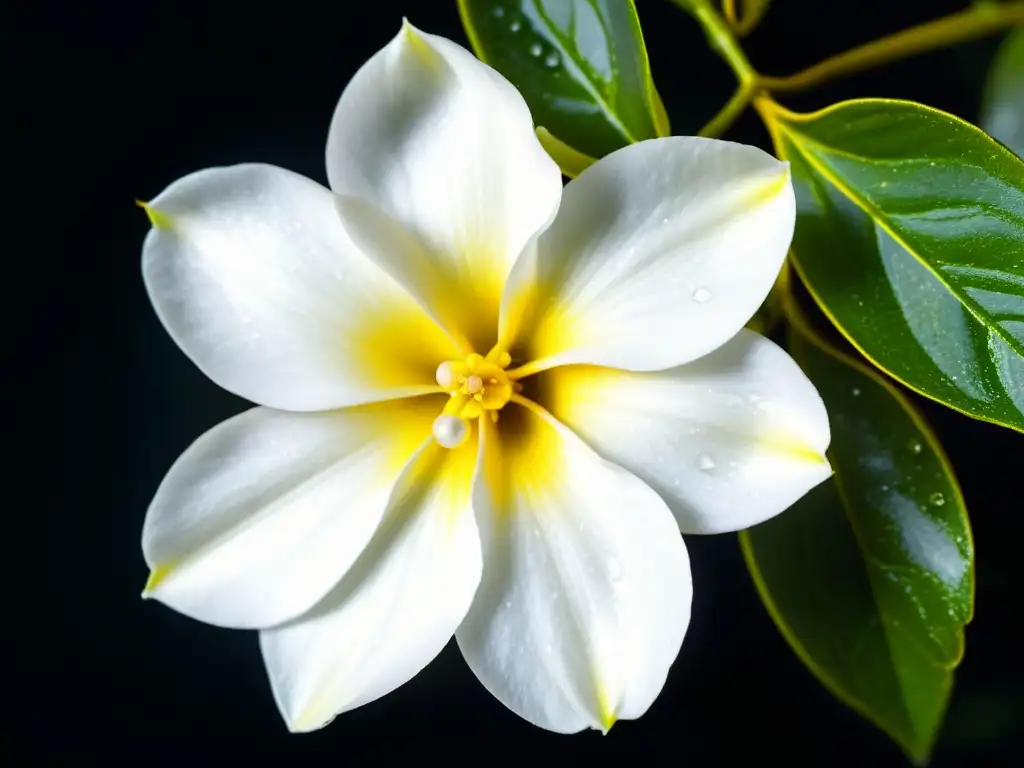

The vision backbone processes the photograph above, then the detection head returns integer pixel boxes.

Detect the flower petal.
[456,404,691,733]
[541,330,832,534]
[326,22,562,350]
[260,435,481,732]
[502,137,795,371]
[142,397,441,629]
[142,163,459,411]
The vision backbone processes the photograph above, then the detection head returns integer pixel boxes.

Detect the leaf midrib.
[529,0,639,145]
[779,123,1024,360]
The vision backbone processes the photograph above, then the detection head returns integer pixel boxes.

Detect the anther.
[435,361,456,390]
[432,414,469,449]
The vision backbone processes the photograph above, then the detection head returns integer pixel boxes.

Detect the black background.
[11,0,1022,763]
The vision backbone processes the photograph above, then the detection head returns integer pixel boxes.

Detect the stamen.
[432,414,469,449]
[432,347,517,448]
[435,361,457,390]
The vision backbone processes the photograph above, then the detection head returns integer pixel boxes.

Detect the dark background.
[11,0,1022,763]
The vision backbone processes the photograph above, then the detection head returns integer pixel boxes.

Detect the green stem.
[674,0,758,85]
[671,0,758,137]
[672,0,1024,139]
[760,2,1024,93]
[699,81,757,137]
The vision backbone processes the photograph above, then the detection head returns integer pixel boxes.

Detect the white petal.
[542,330,832,534]
[503,137,795,371]
[142,398,441,628]
[142,163,460,411]
[326,23,562,350]
[260,436,481,732]
[457,405,691,733]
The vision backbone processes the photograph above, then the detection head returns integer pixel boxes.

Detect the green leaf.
[981,28,1024,157]
[761,98,1024,432]
[741,302,974,765]
[458,0,668,161]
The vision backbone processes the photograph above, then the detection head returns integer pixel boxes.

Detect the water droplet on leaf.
[544,53,559,68]
[529,43,543,56]
[929,492,945,507]
[908,439,923,454]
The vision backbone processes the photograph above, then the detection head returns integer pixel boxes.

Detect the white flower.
[139,22,831,734]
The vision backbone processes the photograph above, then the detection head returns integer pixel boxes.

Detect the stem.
[672,0,758,85]
[672,0,759,136]
[760,2,1024,93]
[723,0,740,30]
[699,81,758,137]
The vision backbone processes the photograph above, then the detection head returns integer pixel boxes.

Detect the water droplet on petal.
[929,492,946,507]
[696,452,716,473]
[692,287,712,303]
[544,53,559,68]
[529,43,543,56]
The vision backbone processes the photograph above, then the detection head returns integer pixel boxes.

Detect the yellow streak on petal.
[758,430,830,466]
[400,18,444,72]
[596,679,619,734]
[481,401,565,515]
[349,302,461,395]
[136,200,174,230]
[142,561,177,597]
[747,161,791,208]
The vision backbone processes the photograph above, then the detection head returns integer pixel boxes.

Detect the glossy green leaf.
[762,98,1024,432]
[981,28,1024,157]
[741,304,974,765]
[458,0,668,161]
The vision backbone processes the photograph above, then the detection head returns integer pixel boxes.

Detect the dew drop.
[852,387,861,397]
[544,53,559,68]
[696,452,716,473]
[692,287,712,303]
[529,42,543,57]
[908,439,923,454]
[881,484,890,492]
[510,20,522,32]
[929,492,946,507]
[493,6,505,16]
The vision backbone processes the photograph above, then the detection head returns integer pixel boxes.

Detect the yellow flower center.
[432,347,522,448]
